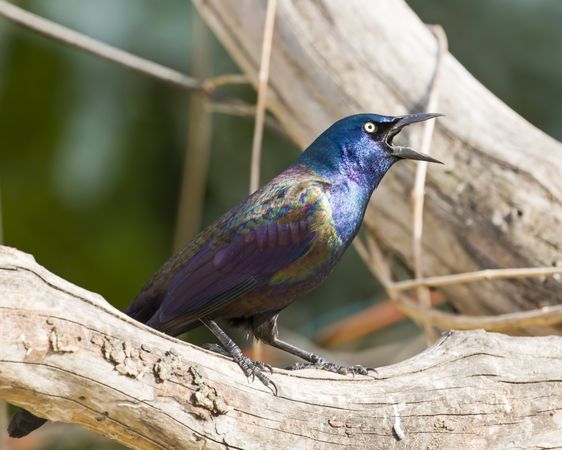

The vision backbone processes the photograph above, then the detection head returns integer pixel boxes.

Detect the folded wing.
[145,180,329,335]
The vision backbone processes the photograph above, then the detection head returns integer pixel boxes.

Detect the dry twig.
[0,0,202,92]
[391,266,562,292]
[395,295,562,332]
[353,221,562,338]
[352,232,394,290]
[202,74,250,92]
[249,0,278,360]
[411,25,448,343]
[0,0,289,137]
[316,291,446,347]
[249,0,278,194]
[207,103,289,140]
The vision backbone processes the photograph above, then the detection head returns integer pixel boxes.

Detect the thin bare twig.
[316,291,447,348]
[365,232,395,290]
[352,232,393,291]
[354,225,562,335]
[391,266,562,292]
[0,0,202,92]
[208,103,289,141]
[395,295,562,332]
[0,0,292,139]
[250,0,278,360]
[208,102,256,117]
[411,25,448,343]
[202,74,250,92]
[249,0,278,194]
[352,238,372,272]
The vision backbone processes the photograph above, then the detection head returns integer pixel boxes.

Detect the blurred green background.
[1,0,561,448]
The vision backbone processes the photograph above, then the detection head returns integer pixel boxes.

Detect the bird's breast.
[328,179,371,244]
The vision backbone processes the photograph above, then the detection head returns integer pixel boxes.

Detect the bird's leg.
[252,314,374,376]
[201,342,273,374]
[200,318,277,394]
[201,343,231,357]
[272,337,372,375]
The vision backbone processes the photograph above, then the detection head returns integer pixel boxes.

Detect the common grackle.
[9,112,441,438]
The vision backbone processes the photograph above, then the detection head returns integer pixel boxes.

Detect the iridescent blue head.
[297,112,442,188]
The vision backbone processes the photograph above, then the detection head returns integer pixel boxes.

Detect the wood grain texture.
[192,0,562,321]
[1,245,562,449]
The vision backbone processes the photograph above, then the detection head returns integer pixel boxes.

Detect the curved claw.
[266,379,279,396]
[237,354,278,395]
[255,360,274,374]
[347,365,379,378]
[347,365,369,376]
[251,365,278,395]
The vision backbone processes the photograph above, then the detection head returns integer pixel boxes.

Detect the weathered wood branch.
[1,246,562,449]
[193,0,562,322]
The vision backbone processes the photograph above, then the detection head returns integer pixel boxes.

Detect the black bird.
[8,112,441,438]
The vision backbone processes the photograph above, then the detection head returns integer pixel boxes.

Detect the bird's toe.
[238,355,278,395]
[347,364,372,376]
[255,360,274,374]
[284,362,309,371]
[284,359,376,377]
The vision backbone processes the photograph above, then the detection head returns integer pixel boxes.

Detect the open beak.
[388,112,444,164]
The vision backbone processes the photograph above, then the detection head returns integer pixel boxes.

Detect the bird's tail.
[8,291,201,438]
[7,409,47,438]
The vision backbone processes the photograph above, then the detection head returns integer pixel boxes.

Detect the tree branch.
[391,266,562,292]
[410,25,448,344]
[0,0,202,92]
[0,0,291,140]
[1,245,562,449]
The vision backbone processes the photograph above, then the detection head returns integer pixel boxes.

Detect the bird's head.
[298,112,442,184]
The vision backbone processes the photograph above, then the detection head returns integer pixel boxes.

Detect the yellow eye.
[363,121,376,133]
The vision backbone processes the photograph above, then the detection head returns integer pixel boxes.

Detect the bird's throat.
[328,177,373,244]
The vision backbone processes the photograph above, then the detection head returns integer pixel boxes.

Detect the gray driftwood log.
[1,246,562,449]
[193,0,562,322]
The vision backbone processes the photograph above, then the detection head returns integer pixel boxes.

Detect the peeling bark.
[1,246,562,449]
[192,0,562,323]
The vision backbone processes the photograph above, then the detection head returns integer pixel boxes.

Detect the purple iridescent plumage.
[130,165,343,335]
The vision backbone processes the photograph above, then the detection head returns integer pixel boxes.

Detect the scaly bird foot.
[286,358,377,377]
[202,343,231,357]
[202,343,274,374]
[203,343,277,394]
[236,353,278,395]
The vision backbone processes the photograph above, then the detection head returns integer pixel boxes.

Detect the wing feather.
[147,178,331,332]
